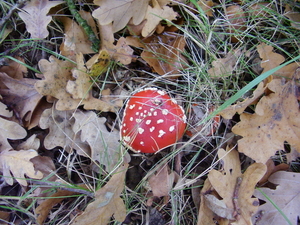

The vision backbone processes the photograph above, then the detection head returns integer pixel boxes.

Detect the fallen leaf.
[35,56,116,111]
[218,82,267,119]
[208,49,243,78]
[141,32,187,76]
[99,24,134,65]
[0,72,43,126]
[142,0,178,37]
[0,56,27,79]
[71,163,128,225]
[86,50,110,77]
[66,53,92,99]
[197,0,215,17]
[18,0,64,39]
[232,79,300,163]
[39,107,90,156]
[72,110,125,172]
[36,186,87,224]
[206,147,267,224]
[253,171,300,225]
[226,5,247,43]
[59,11,97,56]
[148,163,175,198]
[284,4,300,30]
[0,149,43,186]
[0,113,27,152]
[92,0,149,33]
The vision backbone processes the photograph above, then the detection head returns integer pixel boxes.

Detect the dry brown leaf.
[0,72,43,126]
[197,178,216,225]
[18,0,64,39]
[197,0,215,17]
[0,149,43,186]
[284,4,300,30]
[66,53,92,99]
[71,163,128,225]
[142,0,178,37]
[0,109,27,152]
[39,107,90,155]
[206,148,267,224]
[141,32,187,76]
[59,11,96,56]
[0,56,27,79]
[92,0,149,33]
[72,110,126,172]
[225,5,247,43]
[36,187,85,224]
[218,82,267,119]
[232,79,300,163]
[16,134,40,151]
[148,163,175,198]
[253,171,300,225]
[35,56,82,110]
[208,49,243,78]
[35,56,116,112]
[99,24,134,65]
[257,43,285,75]
[0,101,12,118]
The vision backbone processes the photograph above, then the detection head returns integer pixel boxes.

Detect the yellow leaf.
[87,50,110,77]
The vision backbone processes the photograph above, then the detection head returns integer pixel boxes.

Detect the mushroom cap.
[120,88,186,153]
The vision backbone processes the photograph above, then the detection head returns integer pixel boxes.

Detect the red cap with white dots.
[120,88,186,153]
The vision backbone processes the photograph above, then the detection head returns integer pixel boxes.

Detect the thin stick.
[65,0,100,52]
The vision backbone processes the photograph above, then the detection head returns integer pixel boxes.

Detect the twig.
[232,176,242,219]
[65,0,100,52]
[0,0,27,28]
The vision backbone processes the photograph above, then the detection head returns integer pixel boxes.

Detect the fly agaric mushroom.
[120,88,186,153]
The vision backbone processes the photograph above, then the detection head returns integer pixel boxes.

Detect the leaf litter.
[0,0,300,224]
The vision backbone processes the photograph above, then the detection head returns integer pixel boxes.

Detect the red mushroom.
[120,88,186,153]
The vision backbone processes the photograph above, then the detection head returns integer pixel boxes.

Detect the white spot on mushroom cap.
[153,111,158,116]
[140,141,144,145]
[162,109,169,115]
[138,127,144,134]
[169,125,175,132]
[129,104,135,109]
[138,106,142,110]
[130,117,133,121]
[171,98,177,104]
[146,120,151,125]
[150,127,155,132]
[157,90,166,95]
[158,130,166,138]
[136,118,142,123]
[157,119,164,124]
[150,108,155,112]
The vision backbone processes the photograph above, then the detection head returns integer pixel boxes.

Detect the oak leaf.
[72,110,125,172]
[39,107,90,155]
[208,48,243,78]
[18,0,64,39]
[0,102,27,151]
[218,82,267,119]
[253,171,300,225]
[257,43,299,78]
[141,32,187,76]
[0,149,43,186]
[0,72,43,127]
[71,163,128,225]
[142,0,178,37]
[232,79,300,163]
[92,0,149,33]
[59,11,96,56]
[205,148,267,224]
